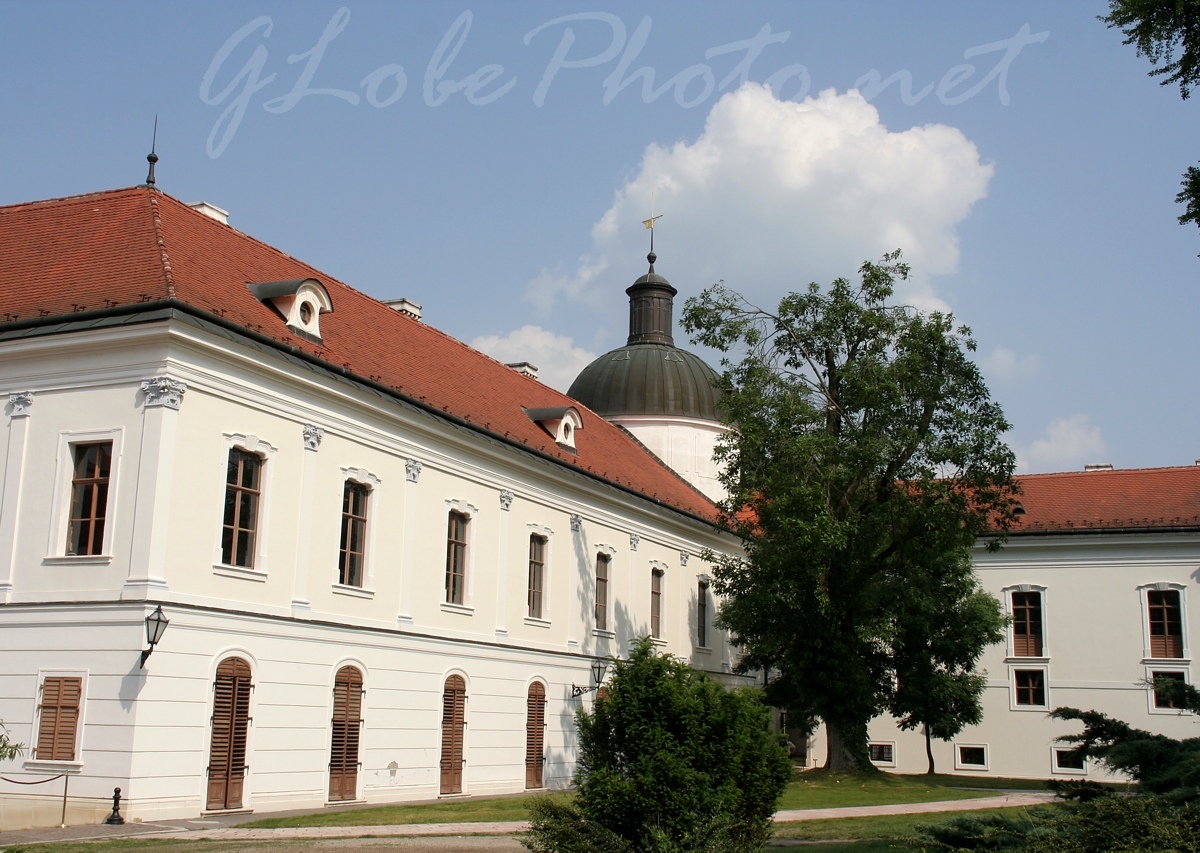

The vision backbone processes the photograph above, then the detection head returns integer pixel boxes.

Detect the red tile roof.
[0,186,719,523]
[1011,466,1200,534]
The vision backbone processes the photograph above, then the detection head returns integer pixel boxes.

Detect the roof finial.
[641,191,662,262]
[145,115,159,187]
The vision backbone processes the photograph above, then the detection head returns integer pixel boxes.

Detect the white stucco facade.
[0,317,744,829]
[605,415,728,503]
[801,529,1200,780]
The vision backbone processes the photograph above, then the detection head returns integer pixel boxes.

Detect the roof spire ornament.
[641,192,662,260]
[145,115,159,187]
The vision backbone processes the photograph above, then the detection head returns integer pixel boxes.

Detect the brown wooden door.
[525,682,546,788]
[440,675,466,794]
[207,658,252,810]
[329,666,364,801]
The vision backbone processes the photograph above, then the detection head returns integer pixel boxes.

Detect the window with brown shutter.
[1149,590,1184,658]
[35,676,82,761]
[207,657,253,810]
[1011,591,1043,657]
[329,666,364,801]
[66,442,112,556]
[338,483,369,587]
[697,580,709,648]
[440,675,467,794]
[446,512,468,605]
[525,682,546,789]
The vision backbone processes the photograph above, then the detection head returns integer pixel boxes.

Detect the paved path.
[0,790,1058,849]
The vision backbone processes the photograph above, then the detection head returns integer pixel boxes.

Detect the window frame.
[222,447,264,570]
[524,524,554,626]
[46,429,124,564]
[1011,666,1049,710]
[650,565,664,640]
[697,577,710,650]
[955,743,989,771]
[868,742,896,767]
[338,481,369,588]
[1146,667,1191,713]
[213,434,277,580]
[1003,585,1048,659]
[27,670,88,769]
[1052,747,1087,775]
[594,551,611,633]
[1141,585,1187,660]
[446,510,469,606]
[528,533,547,620]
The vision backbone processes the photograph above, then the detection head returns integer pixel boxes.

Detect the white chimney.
[383,298,422,321]
[507,362,539,380]
[1083,463,1114,471]
[187,201,230,225]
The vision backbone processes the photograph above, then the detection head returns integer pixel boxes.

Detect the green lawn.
[771,804,1062,850]
[237,771,1051,828]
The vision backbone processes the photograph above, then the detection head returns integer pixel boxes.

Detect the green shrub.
[523,637,791,853]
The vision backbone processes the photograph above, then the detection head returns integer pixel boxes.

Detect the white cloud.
[528,83,993,323]
[981,346,1041,384]
[1015,414,1107,474]
[471,325,598,393]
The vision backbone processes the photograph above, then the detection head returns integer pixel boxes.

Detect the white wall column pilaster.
[122,377,186,598]
[0,392,33,602]
[291,424,324,613]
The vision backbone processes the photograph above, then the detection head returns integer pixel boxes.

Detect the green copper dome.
[568,252,722,421]
[568,343,722,420]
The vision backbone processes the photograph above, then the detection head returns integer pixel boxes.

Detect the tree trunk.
[924,723,936,775]
[824,722,862,771]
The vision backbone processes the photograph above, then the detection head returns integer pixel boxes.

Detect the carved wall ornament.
[499,489,514,511]
[570,514,582,532]
[405,458,423,483]
[302,424,325,451]
[8,391,32,418]
[141,377,187,410]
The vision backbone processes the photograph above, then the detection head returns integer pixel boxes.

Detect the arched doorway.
[328,665,364,801]
[207,657,253,810]
[440,674,466,794]
[525,682,547,788]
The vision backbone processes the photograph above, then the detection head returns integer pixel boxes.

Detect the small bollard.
[104,787,125,825]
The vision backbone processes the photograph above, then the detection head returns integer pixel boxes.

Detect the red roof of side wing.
[0,187,719,523]
[1011,466,1200,534]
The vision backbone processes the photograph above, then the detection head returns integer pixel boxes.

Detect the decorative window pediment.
[247,278,333,343]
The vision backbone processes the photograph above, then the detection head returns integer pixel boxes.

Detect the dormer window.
[523,406,583,452]
[247,278,333,344]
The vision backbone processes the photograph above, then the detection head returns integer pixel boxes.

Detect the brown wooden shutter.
[525,682,546,789]
[207,658,252,810]
[440,675,466,794]
[35,676,82,761]
[328,666,364,801]
[1149,591,1184,658]
[1011,592,1043,657]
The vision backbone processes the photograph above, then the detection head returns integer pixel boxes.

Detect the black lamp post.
[139,606,169,667]
[571,658,608,698]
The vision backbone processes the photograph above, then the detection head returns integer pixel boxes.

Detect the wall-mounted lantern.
[139,606,169,667]
[571,658,609,698]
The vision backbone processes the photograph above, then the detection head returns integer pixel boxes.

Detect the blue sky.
[3,2,1197,473]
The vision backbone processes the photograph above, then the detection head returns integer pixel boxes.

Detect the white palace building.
[0,181,1195,828]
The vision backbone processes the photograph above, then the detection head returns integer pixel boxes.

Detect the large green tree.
[1102,0,1200,243]
[681,253,1019,771]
